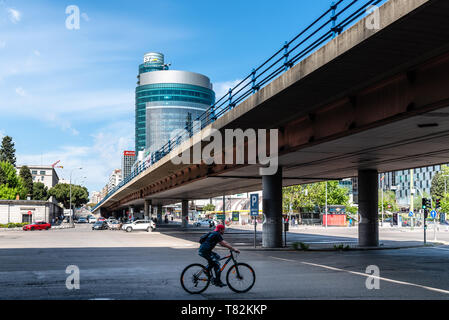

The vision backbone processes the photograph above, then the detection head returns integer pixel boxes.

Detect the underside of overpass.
[95,0,449,247]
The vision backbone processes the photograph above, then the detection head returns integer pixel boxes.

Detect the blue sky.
[0,0,342,194]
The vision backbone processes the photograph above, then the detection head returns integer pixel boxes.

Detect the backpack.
[199,232,212,244]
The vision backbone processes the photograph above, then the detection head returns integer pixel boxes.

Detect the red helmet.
[215,224,225,232]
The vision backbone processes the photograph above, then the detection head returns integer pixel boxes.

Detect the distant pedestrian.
[349,218,353,227]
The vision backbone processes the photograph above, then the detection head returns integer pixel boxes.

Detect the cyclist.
[198,224,240,287]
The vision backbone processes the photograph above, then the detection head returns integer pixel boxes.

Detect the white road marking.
[270,256,449,295]
[430,246,449,252]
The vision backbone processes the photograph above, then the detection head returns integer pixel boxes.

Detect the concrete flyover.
[94,0,449,247]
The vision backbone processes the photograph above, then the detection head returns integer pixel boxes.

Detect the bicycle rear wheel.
[226,263,256,293]
[180,263,211,294]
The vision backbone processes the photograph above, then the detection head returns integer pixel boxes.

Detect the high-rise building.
[135,52,215,154]
[90,191,102,204]
[108,169,122,193]
[121,151,136,179]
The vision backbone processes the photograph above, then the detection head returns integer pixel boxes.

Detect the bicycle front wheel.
[226,263,256,293]
[180,263,211,294]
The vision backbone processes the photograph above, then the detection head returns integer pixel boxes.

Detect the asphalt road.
[1,224,449,300]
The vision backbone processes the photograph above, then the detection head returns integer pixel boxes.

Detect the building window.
[40,171,46,175]
[32,170,37,174]
[22,214,32,223]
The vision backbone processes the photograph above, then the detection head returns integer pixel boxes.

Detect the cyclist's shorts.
[198,250,220,263]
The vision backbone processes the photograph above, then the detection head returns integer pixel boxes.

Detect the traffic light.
[422,198,432,209]
[436,198,441,209]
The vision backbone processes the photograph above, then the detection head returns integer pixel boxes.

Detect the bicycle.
[180,250,256,294]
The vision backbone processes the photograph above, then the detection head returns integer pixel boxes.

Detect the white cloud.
[7,8,21,24]
[33,50,40,56]
[0,41,5,49]
[15,87,26,96]
[213,79,244,101]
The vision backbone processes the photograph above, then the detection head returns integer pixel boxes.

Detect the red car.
[23,221,51,231]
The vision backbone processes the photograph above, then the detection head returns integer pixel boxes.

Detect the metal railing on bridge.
[94,0,387,212]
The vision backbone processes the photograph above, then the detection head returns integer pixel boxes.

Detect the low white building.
[16,165,59,190]
[0,200,64,224]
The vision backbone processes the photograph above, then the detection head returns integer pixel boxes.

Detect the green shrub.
[334,244,350,251]
[292,242,309,250]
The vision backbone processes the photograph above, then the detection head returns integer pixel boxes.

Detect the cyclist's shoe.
[212,279,227,287]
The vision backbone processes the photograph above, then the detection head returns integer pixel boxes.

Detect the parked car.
[121,220,155,232]
[77,217,88,224]
[106,220,122,230]
[87,216,96,223]
[23,221,51,231]
[92,221,108,230]
[194,219,214,228]
[98,217,106,222]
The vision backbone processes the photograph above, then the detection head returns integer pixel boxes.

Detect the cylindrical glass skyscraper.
[135,52,215,154]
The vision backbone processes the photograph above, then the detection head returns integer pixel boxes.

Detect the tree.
[430,165,449,202]
[283,181,349,213]
[0,136,16,166]
[203,203,215,212]
[378,190,398,212]
[19,166,33,198]
[48,183,89,209]
[0,165,5,185]
[32,182,48,201]
[0,161,26,200]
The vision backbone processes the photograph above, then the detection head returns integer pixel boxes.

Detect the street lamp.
[69,168,83,226]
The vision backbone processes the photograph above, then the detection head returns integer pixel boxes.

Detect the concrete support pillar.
[150,206,154,219]
[182,200,189,228]
[358,169,379,247]
[157,204,163,224]
[262,167,283,248]
[129,206,134,221]
[144,200,151,220]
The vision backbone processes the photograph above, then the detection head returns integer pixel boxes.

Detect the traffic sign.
[250,194,259,217]
[409,211,414,217]
[430,210,437,219]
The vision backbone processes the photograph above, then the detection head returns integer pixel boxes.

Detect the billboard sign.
[124,151,136,156]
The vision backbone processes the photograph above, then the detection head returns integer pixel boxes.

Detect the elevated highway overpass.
[93,0,449,247]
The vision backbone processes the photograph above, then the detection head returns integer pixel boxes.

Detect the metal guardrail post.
[331,1,338,38]
[284,41,290,71]
[228,88,233,109]
[251,68,257,93]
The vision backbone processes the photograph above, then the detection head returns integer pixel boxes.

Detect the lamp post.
[69,168,83,226]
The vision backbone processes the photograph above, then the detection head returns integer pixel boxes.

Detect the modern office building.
[135,52,215,154]
[16,165,59,190]
[393,165,444,205]
[121,151,136,179]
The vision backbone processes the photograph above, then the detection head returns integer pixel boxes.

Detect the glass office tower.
[135,52,215,154]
